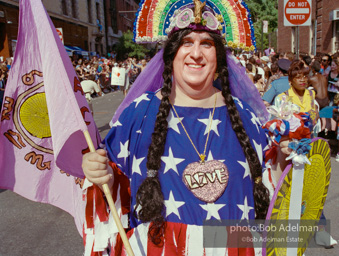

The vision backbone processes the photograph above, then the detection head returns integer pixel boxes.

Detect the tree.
[246,0,278,52]
[115,30,149,60]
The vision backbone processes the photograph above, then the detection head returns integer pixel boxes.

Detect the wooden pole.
[83,130,134,256]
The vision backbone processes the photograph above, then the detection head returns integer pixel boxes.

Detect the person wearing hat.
[260,56,270,69]
[262,58,292,106]
[80,1,313,255]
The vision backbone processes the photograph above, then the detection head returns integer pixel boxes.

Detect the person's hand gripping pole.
[83,130,134,256]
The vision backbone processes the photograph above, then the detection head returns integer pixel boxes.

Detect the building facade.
[0,0,106,59]
[278,0,339,55]
[104,0,139,52]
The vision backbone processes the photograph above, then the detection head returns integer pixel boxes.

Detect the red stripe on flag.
[113,228,134,256]
[110,162,131,215]
[86,186,94,229]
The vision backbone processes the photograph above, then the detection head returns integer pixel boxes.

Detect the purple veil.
[111,49,269,125]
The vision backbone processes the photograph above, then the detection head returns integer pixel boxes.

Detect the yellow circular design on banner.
[19,92,51,138]
[265,139,331,256]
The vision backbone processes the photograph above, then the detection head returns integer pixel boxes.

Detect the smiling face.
[172,31,217,98]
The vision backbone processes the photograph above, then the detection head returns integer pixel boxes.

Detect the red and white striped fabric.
[82,163,273,256]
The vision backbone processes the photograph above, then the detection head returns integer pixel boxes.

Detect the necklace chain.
[170,92,217,164]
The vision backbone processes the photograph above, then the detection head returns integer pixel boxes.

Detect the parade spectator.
[245,63,254,83]
[253,73,265,96]
[122,61,131,97]
[239,54,247,67]
[302,55,312,70]
[262,59,291,106]
[265,62,281,92]
[309,61,330,136]
[80,74,102,115]
[260,56,270,68]
[132,58,147,72]
[75,67,85,81]
[248,56,258,75]
[274,60,319,135]
[309,61,329,109]
[285,52,295,62]
[328,58,339,105]
[5,57,12,71]
[320,54,332,78]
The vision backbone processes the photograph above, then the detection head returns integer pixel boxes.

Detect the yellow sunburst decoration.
[19,92,51,139]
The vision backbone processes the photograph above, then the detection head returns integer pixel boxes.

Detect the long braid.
[220,70,269,219]
[134,29,192,245]
[210,33,270,219]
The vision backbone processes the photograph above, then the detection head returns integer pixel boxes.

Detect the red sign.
[284,0,311,26]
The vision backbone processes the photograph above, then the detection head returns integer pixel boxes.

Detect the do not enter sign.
[284,0,311,26]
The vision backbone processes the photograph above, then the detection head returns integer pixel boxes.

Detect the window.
[71,0,77,18]
[96,2,100,21]
[62,0,67,16]
[110,0,118,34]
[87,0,92,23]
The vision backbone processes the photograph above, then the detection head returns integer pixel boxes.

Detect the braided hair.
[134,29,269,245]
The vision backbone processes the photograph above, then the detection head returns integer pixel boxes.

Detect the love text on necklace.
[184,168,227,189]
[182,160,229,203]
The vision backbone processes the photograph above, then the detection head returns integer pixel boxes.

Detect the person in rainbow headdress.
[81,1,325,255]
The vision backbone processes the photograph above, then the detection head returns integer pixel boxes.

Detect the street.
[0,91,338,256]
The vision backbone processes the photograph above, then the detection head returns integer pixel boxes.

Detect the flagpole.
[83,130,134,256]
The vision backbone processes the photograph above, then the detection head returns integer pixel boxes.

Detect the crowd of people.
[238,50,339,161]
[73,55,147,95]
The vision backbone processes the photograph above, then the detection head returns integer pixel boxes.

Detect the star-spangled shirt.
[105,92,268,229]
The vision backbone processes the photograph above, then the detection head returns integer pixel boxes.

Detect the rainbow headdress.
[133,0,256,51]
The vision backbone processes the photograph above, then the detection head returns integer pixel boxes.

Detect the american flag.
[84,92,270,255]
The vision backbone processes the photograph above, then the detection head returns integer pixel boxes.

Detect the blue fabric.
[262,76,290,104]
[319,106,338,118]
[104,92,268,228]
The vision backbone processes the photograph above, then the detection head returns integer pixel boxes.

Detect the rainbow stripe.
[134,0,256,51]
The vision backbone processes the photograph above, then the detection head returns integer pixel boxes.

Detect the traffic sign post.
[283,0,312,59]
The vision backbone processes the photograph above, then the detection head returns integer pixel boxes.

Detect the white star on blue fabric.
[237,196,254,220]
[238,159,251,180]
[198,112,222,136]
[167,110,182,134]
[136,129,142,134]
[134,94,150,108]
[161,147,185,175]
[200,203,226,220]
[253,139,263,165]
[207,151,225,162]
[117,140,130,164]
[165,191,185,219]
[132,155,145,176]
[111,120,122,128]
[248,110,261,133]
[233,97,244,109]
